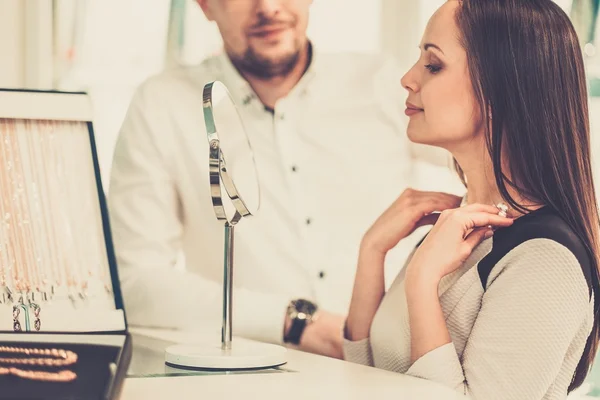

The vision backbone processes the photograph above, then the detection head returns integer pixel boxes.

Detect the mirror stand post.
[222,222,234,351]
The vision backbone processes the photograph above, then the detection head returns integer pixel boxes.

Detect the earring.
[30,303,41,331]
[13,306,21,332]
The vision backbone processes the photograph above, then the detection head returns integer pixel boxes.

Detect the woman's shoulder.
[477,206,593,296]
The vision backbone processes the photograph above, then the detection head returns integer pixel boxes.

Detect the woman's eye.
[425,64,442,74]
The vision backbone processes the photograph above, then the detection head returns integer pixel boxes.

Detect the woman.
[344,0,600,398]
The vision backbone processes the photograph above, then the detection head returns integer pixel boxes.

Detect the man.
[108,0,461,358]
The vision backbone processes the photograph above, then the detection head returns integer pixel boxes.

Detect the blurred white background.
[0,0,597,188]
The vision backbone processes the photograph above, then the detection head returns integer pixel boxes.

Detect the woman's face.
[401,0,483,150]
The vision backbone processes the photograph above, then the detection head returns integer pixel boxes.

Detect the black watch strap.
[284,316,307,345]
[284,299,318,345]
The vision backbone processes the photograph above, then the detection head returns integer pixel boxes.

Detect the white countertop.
[121,327,467,400]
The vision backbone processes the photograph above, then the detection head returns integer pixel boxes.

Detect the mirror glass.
[203,81,260,223]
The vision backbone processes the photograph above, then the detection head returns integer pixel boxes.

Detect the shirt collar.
[215,42,318,108]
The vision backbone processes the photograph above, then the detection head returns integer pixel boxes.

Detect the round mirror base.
[165,342,287,370]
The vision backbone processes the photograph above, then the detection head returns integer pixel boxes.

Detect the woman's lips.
[405,102,424,116]
[405,108,423,116]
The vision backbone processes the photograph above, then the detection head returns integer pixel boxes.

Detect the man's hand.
[285,311,346,359]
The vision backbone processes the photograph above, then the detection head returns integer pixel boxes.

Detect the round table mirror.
[164,81,286,371]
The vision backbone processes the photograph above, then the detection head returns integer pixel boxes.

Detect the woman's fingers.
[459,203,504,215]
[416,194,463,215]
[471,212,513,228]
[458,211,514,229]
[422,192,463,206]
[415,212,441,228]
[410,194,463,228]
[421,191,462,200]
[464,227,494,249]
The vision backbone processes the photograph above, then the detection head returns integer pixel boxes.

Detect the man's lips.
[248,25,290,38]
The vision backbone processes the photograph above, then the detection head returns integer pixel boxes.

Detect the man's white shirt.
[108,49,463,344]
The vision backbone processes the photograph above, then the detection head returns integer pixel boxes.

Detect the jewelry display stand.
[164,81,287,370]
[0,89,131,400]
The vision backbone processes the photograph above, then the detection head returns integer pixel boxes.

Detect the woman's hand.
[405,203,514,286]
[361,189,463,255]
[347,189,462,342]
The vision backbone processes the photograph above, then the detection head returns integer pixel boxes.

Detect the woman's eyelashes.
[425,63,442,74]
[424,53,444,74]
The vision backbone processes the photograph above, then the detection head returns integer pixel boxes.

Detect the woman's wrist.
[358,238,388,261]
[405,264,441,298]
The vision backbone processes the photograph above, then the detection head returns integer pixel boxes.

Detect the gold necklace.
[40,121,63,294]
[0,346,77,367]
[3,121,23,293]
[0,346,78,382]
[0,367,76,382]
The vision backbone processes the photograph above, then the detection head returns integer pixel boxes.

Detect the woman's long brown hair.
[455,0,600,391]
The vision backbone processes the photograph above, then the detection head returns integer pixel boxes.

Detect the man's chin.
[234,47,302,79]
[250,42,297,61]
[260,53,297,69]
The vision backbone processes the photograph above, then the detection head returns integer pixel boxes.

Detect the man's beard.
[229,47,301,80]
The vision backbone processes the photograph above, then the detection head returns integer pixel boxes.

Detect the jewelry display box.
[0,89,131,399]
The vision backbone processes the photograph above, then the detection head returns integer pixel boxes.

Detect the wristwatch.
[283,299,318,345]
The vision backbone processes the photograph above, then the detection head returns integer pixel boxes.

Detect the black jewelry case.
[0,89,131,400]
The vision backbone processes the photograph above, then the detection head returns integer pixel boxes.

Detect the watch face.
[293,299,318,315]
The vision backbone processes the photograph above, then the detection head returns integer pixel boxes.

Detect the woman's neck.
[460,158,502,207]
[453,143,540,217]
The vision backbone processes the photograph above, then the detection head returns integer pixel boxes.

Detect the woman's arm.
[400,205,509,365]
[345,244,387,341]
[401,205,511,364]
[343,190,463,357]
[405,270,452,363]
